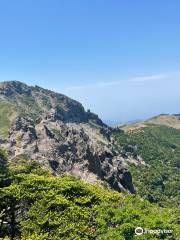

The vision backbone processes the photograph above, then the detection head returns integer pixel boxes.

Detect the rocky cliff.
[0,81,136,193]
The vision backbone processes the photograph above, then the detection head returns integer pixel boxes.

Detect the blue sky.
[0,1,180,123]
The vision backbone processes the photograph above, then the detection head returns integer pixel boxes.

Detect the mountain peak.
[0,80,105,125]
[0,80,134,193]
[0,80,32,96]
[0,80,29,88]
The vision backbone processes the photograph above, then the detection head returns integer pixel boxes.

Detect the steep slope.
[0,101,17,138]
[0,81,104,126]
[0,81,135,193]
[0,152,179,240]
[115,124,180,207]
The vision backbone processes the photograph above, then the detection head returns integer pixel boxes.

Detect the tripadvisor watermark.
[135,227,173,236]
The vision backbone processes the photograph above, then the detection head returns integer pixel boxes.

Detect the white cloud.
[128,73,167,82]
[64,71,180,91]
[129,71,180,82]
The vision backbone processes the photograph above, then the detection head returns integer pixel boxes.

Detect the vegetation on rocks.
[0,102,17,138]
[0,81,135,194]
[0,81,179,239]
[0,151,179,240]
[115,124,180,208]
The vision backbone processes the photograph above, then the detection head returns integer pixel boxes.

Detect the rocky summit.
[0,81,137,193]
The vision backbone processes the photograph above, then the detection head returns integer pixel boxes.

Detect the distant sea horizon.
[103,119,142,126]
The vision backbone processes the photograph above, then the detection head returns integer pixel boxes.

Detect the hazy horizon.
[0,78,179,124]
[0,1,180,122]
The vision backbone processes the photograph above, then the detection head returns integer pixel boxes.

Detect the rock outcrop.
[0,81,135,193]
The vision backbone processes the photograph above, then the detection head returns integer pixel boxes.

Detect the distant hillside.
[0,81,179,239]
[115,124,180,207]
[121,114,180,132]
[147,114,180,128]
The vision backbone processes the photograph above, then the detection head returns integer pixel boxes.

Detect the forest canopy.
[0,151,179,240]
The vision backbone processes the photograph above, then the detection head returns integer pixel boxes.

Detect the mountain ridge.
[0,80,105,125]
[119,113,180,132]
[0,80,136,193]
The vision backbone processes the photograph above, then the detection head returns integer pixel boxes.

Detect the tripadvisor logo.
[135,227,144,235]
[135,227,173,236]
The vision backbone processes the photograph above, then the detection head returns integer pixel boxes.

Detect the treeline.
[0,149,179,240]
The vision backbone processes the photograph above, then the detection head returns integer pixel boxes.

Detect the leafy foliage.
[0,149,8,187]
[115,125,180,207]
[8,155,51,177]
[0,152,179,240]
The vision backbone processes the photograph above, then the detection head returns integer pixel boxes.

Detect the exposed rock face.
[0,81,104,125]
[0,81,135,193]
